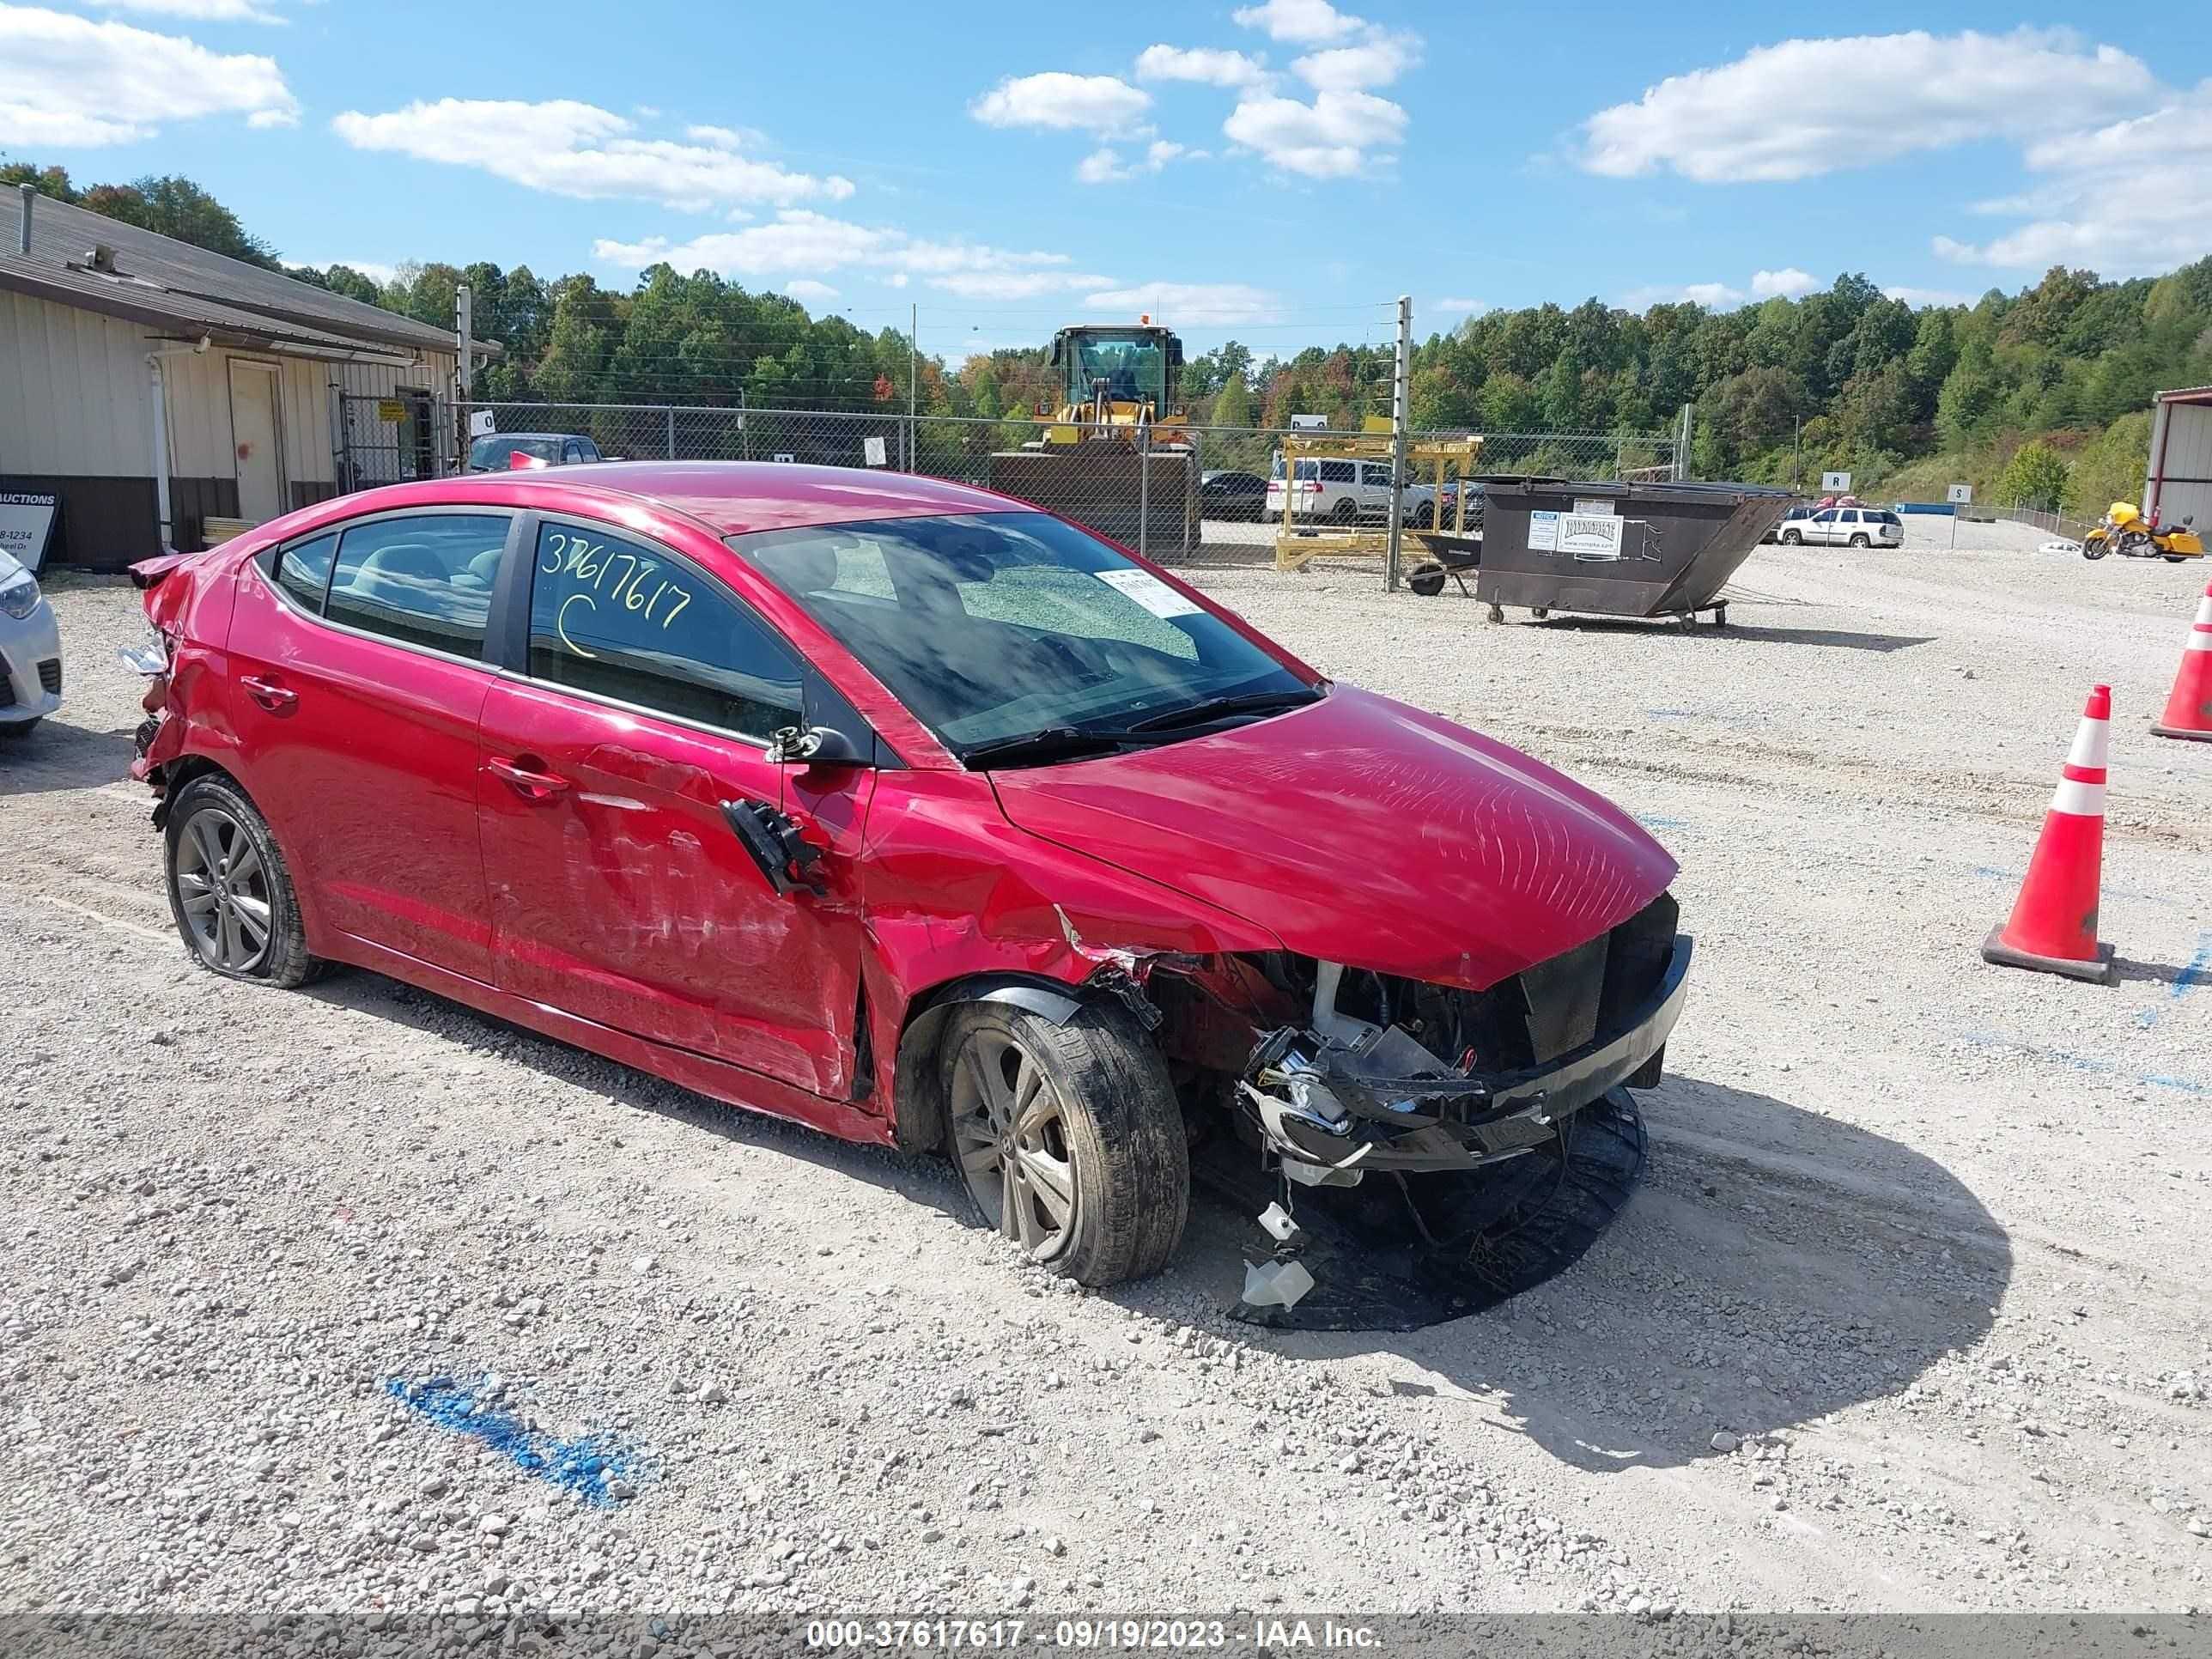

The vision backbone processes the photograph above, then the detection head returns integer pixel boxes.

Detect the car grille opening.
[38,659,61,696]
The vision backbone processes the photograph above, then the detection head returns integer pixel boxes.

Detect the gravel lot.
[2,526,2209,1620]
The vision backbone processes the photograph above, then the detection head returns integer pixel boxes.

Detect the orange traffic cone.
[2151,580,2212,743]
[1982,684,2115,984]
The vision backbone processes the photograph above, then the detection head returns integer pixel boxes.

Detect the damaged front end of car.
[1134,892,1691,1328]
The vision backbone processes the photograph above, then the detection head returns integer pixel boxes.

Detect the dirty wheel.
[1407,564,1447,597]
[942,1001,1188,1286]
[1332,497,1359,526]
[165,775,320,987]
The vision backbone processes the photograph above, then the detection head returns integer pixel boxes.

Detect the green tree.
[1996,439,2069,510]
[1211,369,1254,430]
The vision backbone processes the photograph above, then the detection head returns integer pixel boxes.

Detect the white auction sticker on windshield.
[1095,567,1202,618]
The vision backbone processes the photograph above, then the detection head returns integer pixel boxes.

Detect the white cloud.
[1135,44,1268,88]
[0,4,296,144]
[1081,282,1284,325]
[1622,282,1746,310]
[1231,0,1361,46]
[784,278,839,301]
[1578,28,2146,184]
[1929,83,2212,275]
[88,0,283,21]
[1292,33,1416,92]
[594,210,1098,301]
[331,99,853,211]
[684,124,767,149]
[1432,297,1486,314]
[1223,87,1406,177]
[1750,267,1819,299]
[1883,284,1976,307]
[935,270,1115,301]
[969,72,1150,134]
[1075,138,1193,185]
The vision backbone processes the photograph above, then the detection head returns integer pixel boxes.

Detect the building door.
[228,361,285,523]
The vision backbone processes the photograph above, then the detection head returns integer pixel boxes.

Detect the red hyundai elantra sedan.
[131,462,1689,1286]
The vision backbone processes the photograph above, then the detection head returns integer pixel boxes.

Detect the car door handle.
[239,674,297,713]
[487,755,571,799]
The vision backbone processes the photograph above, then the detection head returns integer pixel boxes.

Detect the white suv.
[1778,505,1903,548]
[1264,457,1434,525]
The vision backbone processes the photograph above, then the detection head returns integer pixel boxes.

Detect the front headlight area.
[0,570,40,620]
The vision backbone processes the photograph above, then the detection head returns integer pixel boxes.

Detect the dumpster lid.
[1477,475,1796,506]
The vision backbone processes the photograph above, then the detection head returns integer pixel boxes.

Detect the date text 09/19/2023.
[804,1619,1383,1650]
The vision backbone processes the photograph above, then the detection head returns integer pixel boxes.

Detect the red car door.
[476,513,866,1097]
[223,509,516,981]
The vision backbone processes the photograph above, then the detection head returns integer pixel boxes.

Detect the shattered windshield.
[735,512,1310,755]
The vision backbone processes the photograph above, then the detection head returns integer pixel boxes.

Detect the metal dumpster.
[1473,477,1795,626]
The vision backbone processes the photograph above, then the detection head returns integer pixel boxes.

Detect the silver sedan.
[0,550,62,741]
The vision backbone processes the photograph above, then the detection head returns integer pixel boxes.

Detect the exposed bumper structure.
[1242,933,1692,1179]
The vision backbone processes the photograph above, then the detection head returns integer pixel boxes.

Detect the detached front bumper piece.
[1243,934,1692,1178]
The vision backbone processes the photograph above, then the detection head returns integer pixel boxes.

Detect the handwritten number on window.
[540,529,696,658]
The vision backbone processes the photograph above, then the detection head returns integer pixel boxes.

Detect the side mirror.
[766,723,866,767]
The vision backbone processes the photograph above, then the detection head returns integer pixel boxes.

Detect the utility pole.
[1385,293,1411,592]
[453,282,472,477]
[908,301,918,472]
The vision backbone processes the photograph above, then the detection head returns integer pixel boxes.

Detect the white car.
[1264,457,1434,525]
[1778,505,1904,549]
[0,549,62,741]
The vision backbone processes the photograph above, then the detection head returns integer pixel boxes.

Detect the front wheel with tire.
[164,774,321,986]
[942,1001,1188,1286]
[0,718,40,744]
[1781,530,1802,545]
[2083,534,2109,560]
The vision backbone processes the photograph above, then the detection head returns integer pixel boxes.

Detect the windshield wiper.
[1125,686,1322,733]
[960,726,1157,769]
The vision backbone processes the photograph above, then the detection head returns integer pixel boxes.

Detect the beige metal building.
[0,187,473,568]
[2147,387,2212,532]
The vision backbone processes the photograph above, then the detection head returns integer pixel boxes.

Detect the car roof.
[476,431,584,443]
[415,459,1032,538]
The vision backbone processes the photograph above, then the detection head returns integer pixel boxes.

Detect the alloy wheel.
[950,1026,1079,1261]
[173,805,273,974]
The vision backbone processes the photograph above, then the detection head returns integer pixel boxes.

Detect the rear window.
[470,435,559,470]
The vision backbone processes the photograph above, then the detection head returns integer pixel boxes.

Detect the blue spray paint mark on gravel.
[1636,814,1687,831]
[384,1376,646,1506]
[2142,931,2212,1029]
[1961,1029,2212,1097]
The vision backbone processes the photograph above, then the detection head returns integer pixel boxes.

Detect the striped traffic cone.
[2151,580,2212,742]
[1981,684,2115,984]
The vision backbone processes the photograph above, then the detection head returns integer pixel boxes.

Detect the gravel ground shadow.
[0,719,138,799]
[1123,1074,2012,1474]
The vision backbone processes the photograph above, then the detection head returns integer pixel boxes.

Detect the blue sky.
[9,0,2210,359]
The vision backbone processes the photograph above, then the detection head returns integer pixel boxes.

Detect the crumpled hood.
[989,685,1677,991]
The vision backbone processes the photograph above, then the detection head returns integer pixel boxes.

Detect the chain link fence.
[352,399,1685,579]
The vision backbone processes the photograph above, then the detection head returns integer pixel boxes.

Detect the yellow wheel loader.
[988,323,1200,555]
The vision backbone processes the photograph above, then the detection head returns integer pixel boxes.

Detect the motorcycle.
[2082,501,2204,562]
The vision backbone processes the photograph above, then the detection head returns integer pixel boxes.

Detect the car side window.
[324,514,506,659]
[578,439,602,462]
[273,531,337,615]
[562,442,584,465]
[528,518,804,739]
[1320,460,1355,484]
[1813,509,1838,523]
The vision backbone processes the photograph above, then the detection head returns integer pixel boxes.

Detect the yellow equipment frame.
[1273,433,1485,573]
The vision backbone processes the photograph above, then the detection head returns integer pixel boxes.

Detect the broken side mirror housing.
[766,722,866,768]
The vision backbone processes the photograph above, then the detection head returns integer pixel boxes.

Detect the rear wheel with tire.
[164,774,322,987]
[1332,498,1359,526]
[2166,554,2190,563]
[1849,532,1869,548]
[942,1000,1188,1286]
[0,718,40,743]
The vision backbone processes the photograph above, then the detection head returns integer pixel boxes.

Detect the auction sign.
[0,490,58,574]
